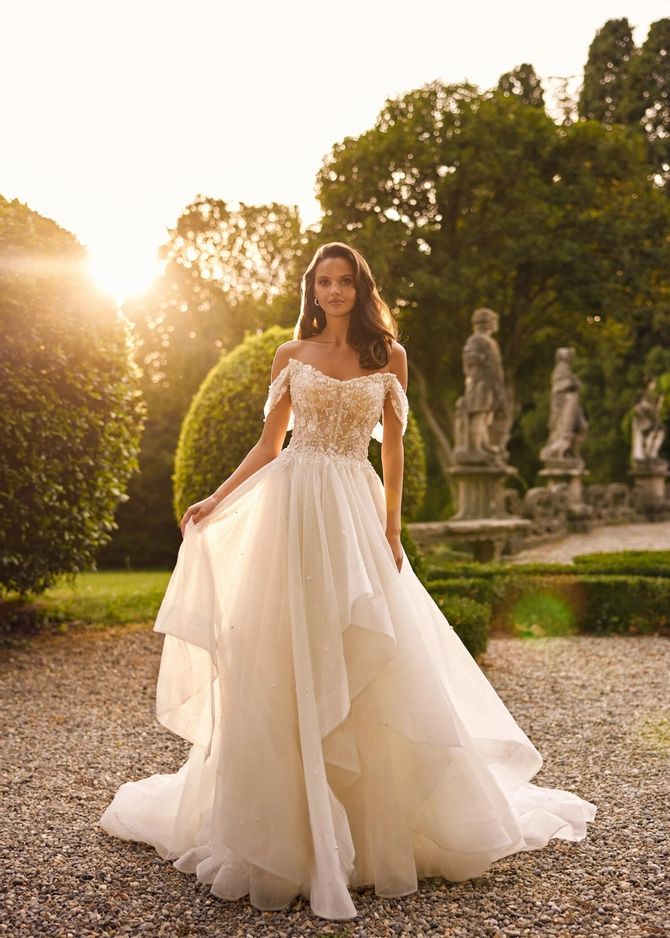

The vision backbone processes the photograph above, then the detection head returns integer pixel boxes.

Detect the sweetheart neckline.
[288,357,399,387]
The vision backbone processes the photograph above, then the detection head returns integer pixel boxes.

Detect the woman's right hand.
[179,495,218,537]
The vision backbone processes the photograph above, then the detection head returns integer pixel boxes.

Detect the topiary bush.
[174,326,428,520]
[0,196,146,596]
[433,595,491,659]
[174,325,294,516]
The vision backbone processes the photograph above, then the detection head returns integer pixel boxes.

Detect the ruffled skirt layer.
[99,447,596,920]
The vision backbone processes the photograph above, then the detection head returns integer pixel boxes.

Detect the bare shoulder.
[388,341,408,390]
[270,339,301,379]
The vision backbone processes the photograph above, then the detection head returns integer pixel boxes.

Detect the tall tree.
[498,64,545,108]
[619,18,670,189]
[315,82,670,493]
[578,18,635,123]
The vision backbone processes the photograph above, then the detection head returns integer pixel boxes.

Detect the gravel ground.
[507,520,670,565]
[1,626,668,938]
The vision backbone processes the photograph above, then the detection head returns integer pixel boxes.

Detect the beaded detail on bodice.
[263,357,408,465]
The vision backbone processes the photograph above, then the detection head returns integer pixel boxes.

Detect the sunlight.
[86,251,161,306]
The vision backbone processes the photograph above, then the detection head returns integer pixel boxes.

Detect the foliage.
[174,325,291,516]
[400,521,428,583]
[578,18,635,124]
[315,81,670,486]
[497,63,545,108]
[427,576,498,605]
[620,18,670,190]
[0,195,145,596]
[431,593,491,659]
[424,551,670,638]
[174,325,428,521]
[572,549,670,576]
[100,198,306,567]
[581,17,670,191]
[490,573,670,637]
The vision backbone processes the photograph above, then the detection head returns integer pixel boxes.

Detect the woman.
[99,241,597,921]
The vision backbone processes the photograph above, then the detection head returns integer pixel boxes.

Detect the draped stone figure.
[631,380,666,465]
[454,308,510,465]
[540,347,588,465]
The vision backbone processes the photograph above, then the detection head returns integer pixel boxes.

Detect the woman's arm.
[381,344,409,570]
[179,348,293,535]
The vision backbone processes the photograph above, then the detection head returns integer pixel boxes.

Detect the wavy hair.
[294,241,399,370]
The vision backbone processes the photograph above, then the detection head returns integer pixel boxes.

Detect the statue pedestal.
[629,461,669,520]
[538,461,592,531]
[447,463,514,520]
[445,463,531,561]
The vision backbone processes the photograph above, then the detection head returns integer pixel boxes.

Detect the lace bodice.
[263,357,408,465]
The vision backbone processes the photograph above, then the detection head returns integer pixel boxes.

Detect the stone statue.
[631,380,666,465]
[540,347,588,465]
[454,308,510,465]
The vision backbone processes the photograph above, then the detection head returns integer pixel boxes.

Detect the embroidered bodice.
[263,357,408,466]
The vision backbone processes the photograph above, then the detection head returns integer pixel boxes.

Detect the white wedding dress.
[99,356,597,921]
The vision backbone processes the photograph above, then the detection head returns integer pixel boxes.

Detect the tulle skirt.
[99,446,597,920]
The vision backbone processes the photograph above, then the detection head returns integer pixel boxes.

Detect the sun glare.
[87,252,161,306]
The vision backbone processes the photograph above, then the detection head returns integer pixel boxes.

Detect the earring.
[314,297,320,306]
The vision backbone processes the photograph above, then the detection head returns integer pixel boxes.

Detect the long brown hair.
[294,241,399,370]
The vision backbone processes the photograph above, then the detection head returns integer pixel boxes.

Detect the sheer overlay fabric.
[99,356,596,920]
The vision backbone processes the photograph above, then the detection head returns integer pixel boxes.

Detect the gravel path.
[1,626,668,937]
[507,520,670,564]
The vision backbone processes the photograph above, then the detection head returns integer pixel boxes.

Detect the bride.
[99,241,597,921]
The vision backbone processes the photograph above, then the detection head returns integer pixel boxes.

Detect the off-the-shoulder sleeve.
[263,360,294,430]
[370,373,409,442]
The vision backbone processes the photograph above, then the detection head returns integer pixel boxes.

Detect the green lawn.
[36,570,171,627]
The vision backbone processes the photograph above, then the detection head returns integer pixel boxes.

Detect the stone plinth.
[629,461,669,520]
[447,463,514,521]
[539,461,592,531]
[437,463,532,560]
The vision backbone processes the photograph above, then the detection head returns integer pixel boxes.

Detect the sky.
[1,0,667,301]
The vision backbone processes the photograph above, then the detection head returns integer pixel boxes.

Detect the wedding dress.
[99,355,597,921]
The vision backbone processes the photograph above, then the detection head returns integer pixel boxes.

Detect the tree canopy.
[314,81,670,487]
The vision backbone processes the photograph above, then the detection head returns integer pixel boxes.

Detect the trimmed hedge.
[425,551,670,641]
[426,561,578,581]
[490,574,670,637]
[428,576,500,606]
[572,550,670,577]
[432,595,490,659]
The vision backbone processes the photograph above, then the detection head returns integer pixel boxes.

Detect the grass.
[35,570,171,627]
[0,570,171,648]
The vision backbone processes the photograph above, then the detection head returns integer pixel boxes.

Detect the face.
[313,256,357,318]
[473,311,497,334]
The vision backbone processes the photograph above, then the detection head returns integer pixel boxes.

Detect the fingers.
[180,507,196,537]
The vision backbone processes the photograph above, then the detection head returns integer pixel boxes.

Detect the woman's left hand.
[386,527,403,572]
